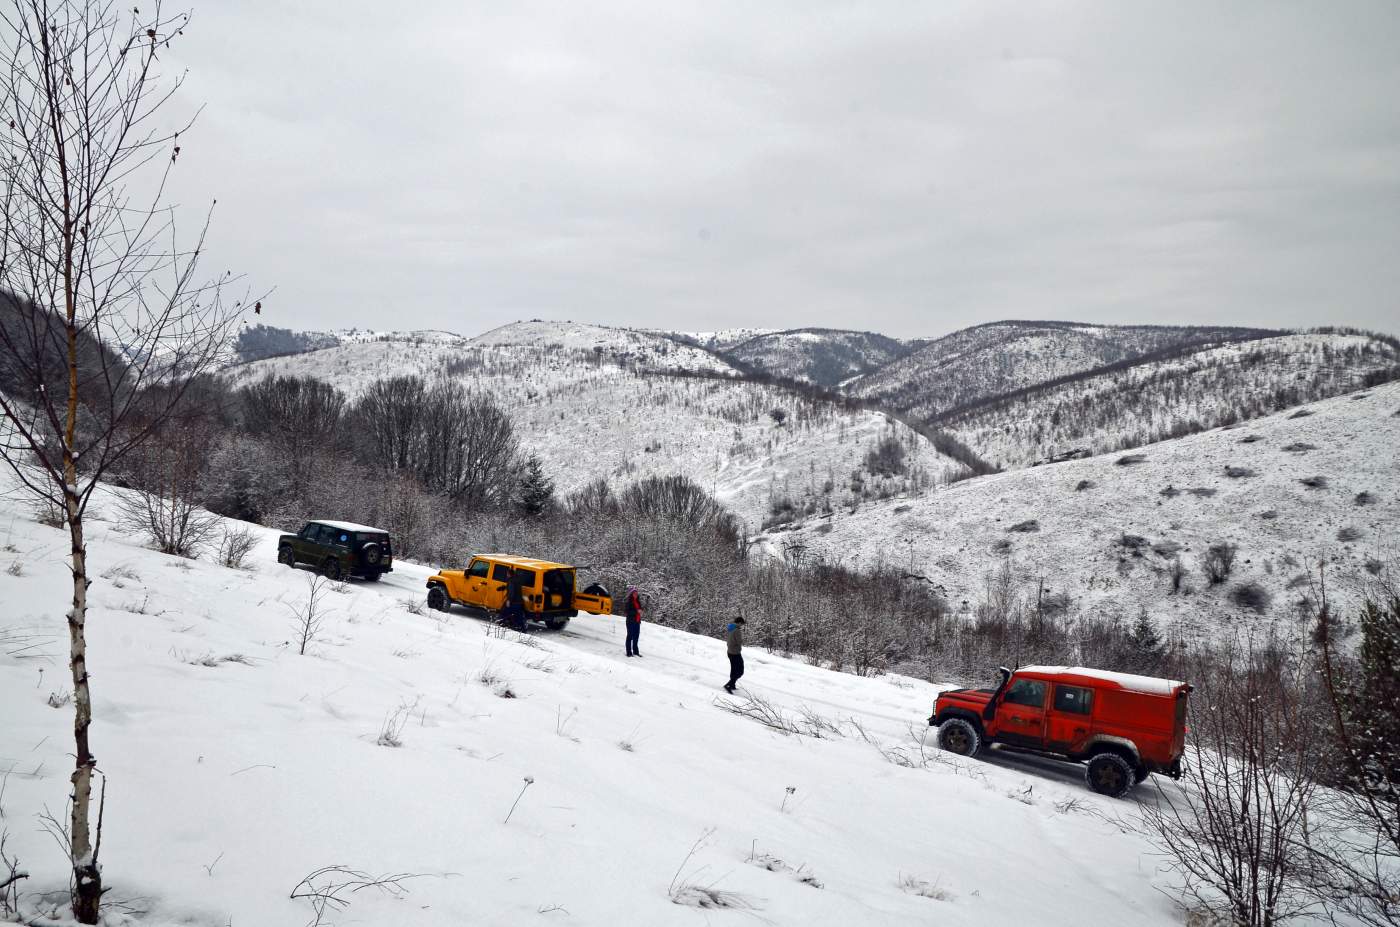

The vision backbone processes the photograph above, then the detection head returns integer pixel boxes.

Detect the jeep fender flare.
[932,708,984,734]
[1081,735,1140,764]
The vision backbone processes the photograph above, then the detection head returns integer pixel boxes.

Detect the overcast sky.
[164,1,1400,339]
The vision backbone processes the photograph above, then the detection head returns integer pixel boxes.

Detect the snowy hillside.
[226,322,956,527]
[846,320,1275,417]
[941,331,1400,469]
[722,328,915,387]
[762,380,1400,643]
[0,485,1209,926]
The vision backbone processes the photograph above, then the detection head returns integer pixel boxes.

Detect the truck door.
[1046,684,1095,754]
[462,558,492,606]
[486,563,512,611]
[997,677,1048,748]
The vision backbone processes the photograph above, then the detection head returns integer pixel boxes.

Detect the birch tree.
[0,2,249,920]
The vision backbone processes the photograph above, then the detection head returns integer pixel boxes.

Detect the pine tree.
[1130,610,1164,674]
[515,455,555,518]
[1356,595,1400,788]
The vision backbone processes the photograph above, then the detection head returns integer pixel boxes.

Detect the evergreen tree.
[1356,594,1400,788]
[1130,609,1164,674]
[515,455,555,518]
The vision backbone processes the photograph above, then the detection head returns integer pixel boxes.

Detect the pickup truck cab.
[425,554,612,630]
[930,665,1191,797]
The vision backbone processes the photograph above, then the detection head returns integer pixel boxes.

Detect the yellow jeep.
[425,554,613,630]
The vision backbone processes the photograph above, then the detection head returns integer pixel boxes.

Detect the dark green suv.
[277,520,394,581]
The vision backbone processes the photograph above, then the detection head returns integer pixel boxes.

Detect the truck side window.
[468,560,490,579]
[1004,678,1047,708]
[492,564,512,583]
[1053,685,1094,715]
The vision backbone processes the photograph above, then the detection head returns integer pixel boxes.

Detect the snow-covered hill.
[226,322,955,527]
[0,484,1205,926]
[846,320,1276,417]
[942,331,1400,469]
[761,380,1400,643]
[722,328,915,387]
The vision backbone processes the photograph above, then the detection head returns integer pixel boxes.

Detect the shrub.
[1204,543,1238,584]
[1160,486,1182,498]
[1224,466,1255,478]
[1336,527,1362,543]
[1229,581,1271,614]
[1074,479,1094,491]
[1354,491,1376,506]
[1282,442,1317,453]
[217,524,259,569]
[1188,487,1218,498]
[1299,475,1329,490]
[1258,510,1279,520]
[1287,408,1314,419]
[1007,520,1040,533]
[1116,454,1148,466]
[1238,434,1263,444]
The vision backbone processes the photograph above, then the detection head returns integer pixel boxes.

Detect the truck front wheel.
[427,585,449,612]
[936,718,981,756]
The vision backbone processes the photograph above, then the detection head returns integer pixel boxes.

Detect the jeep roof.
[311,520,388,534]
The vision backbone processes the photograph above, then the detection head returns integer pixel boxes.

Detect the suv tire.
[320,558,343,581]
[936,717,981,756]
[427,585,449,612]
[361,542,383,567]
[363,570,382,583]
[1086,752,1135,798]
[278,546,296,568]
[545,617,569,630]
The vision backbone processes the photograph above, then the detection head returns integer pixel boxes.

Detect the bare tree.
[0,3,250,919]
[1140,640,1324,927]
[290,575,331,656]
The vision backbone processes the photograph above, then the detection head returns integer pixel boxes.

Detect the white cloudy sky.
[164,1,1400,339]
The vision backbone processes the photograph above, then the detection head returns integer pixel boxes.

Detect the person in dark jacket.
[723,616,745,692]
[504,568,527,631]
[623,586,643,657]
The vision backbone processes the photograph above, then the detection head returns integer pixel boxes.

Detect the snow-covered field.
[764,380,1400,642]
[2,482,1203,927]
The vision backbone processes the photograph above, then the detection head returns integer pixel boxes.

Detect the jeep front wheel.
[320,558,343,581]
[936,718,981,756]
[1086,752,1135,798]
[427,585,449,612]
[278,546,296,568]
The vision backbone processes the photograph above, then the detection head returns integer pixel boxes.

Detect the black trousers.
[625,620,640,655]
[727,653,744,688]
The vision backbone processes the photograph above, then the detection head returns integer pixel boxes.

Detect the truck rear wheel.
[320,558,343,581]
[1086,752,1135,798]
[936,718,981,756]
[278,546,295,568]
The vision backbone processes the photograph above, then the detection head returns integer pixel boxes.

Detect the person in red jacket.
[624,586,643,657]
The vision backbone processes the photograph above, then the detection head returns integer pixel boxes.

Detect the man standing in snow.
[724,616,745,693]
[624,585,643,657]
[504,568,527,631]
